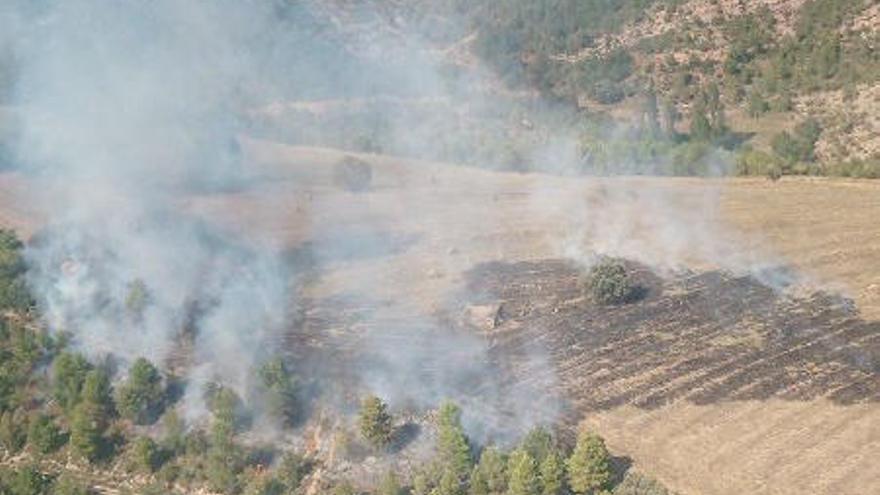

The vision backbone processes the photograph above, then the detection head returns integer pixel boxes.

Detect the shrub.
[566,431,612,495]
[0,229,32,312]
[507,449,540,495]
[276,452,311,493]
[473,446,507,494]
[129,436,160,473]
[81,369,114,419]
[116,358,164,425]
[244,475,285,495]
[521,426,555,464]
[613,471,674,495]
[0,409,27,453]
[258,357,298,427]
[358,395,393,449]
[5,465,51,495]
[69,402,105,462]
[735,147,782,177]
[52,352,92,412]
[540,450,568,495]
[588,260,637,305]
[52,474,90,495]
[378,471,405,495]
[27,414,64,454]
[436,402,472,480]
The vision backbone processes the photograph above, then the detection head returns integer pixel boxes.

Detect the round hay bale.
[333,155,373,192]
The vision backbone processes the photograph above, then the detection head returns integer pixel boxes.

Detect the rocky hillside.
[455,0,880,175]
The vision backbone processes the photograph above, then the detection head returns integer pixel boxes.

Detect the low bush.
[588,259,639,305]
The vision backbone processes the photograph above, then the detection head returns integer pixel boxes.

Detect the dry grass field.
[1,141,879,494]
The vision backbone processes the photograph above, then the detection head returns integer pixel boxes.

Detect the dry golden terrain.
[1,142,879,494]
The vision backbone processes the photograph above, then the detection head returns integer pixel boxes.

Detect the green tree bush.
[588,260,637,305]
[116,358,165,425]
[507,449,540,495]
[378,471,405,495]
[358,395,393,449]
[52,474,90,495]
[0,408,26,453]
[437,402,473,480]
[539,450,567,495]
[27,414,64,454]
[258,358,298,427]
[81,369,114,419]
[130,436,161,473]
[567,431,612,495]
[474,446,507,494]
[5,465,51,495]
[69,402,106,462]
[52,352,92,412]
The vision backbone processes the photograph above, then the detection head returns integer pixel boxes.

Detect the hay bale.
[333,155,373,192]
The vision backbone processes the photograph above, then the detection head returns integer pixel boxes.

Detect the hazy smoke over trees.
[1,0,562,440]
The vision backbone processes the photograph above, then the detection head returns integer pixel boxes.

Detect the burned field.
[464,259,880,418]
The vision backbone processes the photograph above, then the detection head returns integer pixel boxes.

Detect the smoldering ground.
[0,0,566,447]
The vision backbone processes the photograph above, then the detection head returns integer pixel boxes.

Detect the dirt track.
[2,142,880,494]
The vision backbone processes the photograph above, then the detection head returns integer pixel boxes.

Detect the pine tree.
[70,402,105,462]
[259,357,299,427]
[566,431,612,495]
[378,471,405,495]
[689,105,712,142]
[747,90,769,118]
[52,352,92,412]
[539,450,566,495]
[642,86,660,136]
[53,474,90,495]
[412,472,432,495]
[359,395,393,449]
[130,436,160,473]
[660,99,679,139]
[521,427,554,464]
[0,408,26,453]
[507,449,539,495]
[476,446,507,493]
[437,402,473,480]
[81,368,114,420]
[469,465,490,495]
[436,467,465,495]
[27,413,64,454]
[116,358,164,425]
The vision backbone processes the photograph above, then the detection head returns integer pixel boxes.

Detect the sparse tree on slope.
[476,446,507,494]
[259,357,299,427]
[437,402,473,480]
[567,431,611,495]
[539,450,567,495]
[521,427,554,464]
[359,394,393,449]
[469,465,490,495]
[436,467,465,495]
[27,414,64,454]
[81,368,114,420]
[507,449,540,495]
[378,471,405,495]
[52,352,92,412]
[0,408,26,453]
[70,401,105,462]
[116,357,164,425]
